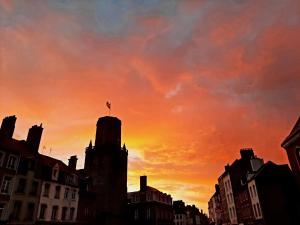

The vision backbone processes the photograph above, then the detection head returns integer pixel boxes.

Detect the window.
[53,169,58,178]
[84,208,89,217]
[7,155,18,170]
[0,203,5,219]
[54,186,61,199]
[253,204,258,218]
[43,183,50,197]
[253,185,257,197]
[134,209,138,220]
[16,178,26,193]
[1,176,13,194]
[146,208,151,220]
[232,206,236,218]
[71,189,76,200]
[64,188,69,199]
[30,181,38,196]
[27,159,35,170]
[11,201,22,221]
[51,206,58,220]
[0,151,5,166]
[39,204,47,219]
[25,203,35,221]
[52,165,59,180]
[69,207,75,221]
[61,207,67,221]
[257,203,262,217]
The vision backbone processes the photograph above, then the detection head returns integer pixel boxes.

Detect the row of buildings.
[0,115,208,225]
[127,176,209,225]
[0,116,79,224]
[208,117,300,225]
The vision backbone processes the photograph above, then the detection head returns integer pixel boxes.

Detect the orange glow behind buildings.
[1,0,300,212]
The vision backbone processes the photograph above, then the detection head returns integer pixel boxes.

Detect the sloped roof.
[281,117,300,147]
[38,154,76,174]
[0,136,34,157]
[247,161,289,182]
[146,186,160,192]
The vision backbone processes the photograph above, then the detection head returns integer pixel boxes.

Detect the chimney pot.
[0,115,17,139]
[26,125,43,153]
[140,176,147,192]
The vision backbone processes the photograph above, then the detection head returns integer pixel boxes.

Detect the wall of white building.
[248,180,263,220]
[223,174,237,225]
[37,181,79,223]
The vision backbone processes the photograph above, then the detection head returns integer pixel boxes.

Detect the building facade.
[217,149,263,225]
[0,116,79,225]
[209,146,300,225]
[127,176,174,225]
[36,155,79,224]
[208,185,222,225]
[246,161,300,225]
[174,200,187,225]
[0,116,23,223]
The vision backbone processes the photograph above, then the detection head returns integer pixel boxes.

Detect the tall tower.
[82,116,128,225]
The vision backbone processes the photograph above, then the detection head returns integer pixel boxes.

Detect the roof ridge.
[289,116,300,136]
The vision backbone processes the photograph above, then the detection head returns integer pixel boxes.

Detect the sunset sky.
[1,0,300,212]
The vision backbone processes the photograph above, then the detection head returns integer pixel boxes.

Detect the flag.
[106,101,111,109]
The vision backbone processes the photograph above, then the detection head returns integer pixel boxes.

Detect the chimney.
[240,148,254,160]
[26,124,43,153]
[225,164,230,171]
[0,115,17,139]
[140,176,147,192]
[68,155,78,170]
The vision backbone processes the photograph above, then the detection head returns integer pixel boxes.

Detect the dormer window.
[53,169,57,177]
[7,155,18,170]
[52,164,59,181]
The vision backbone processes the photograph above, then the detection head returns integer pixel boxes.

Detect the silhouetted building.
[0,116,42,224]
[281,117,300,186]
[246,161,300,225]
[210,146,300,225]
[208,185,222,225]
[77,116,128,225]
[174,200,187,225]
[127,176,174,225]
[36,155,79,224]
[0,116,79,225]
[217,148,264,225]
[186,205,208,225]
